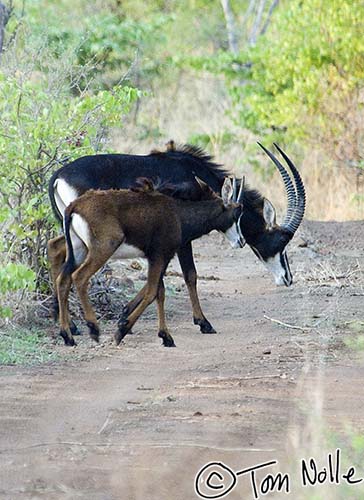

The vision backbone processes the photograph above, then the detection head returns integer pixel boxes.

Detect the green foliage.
[0,328,59,365]
[227,0,364,143]
[1,0,362,325]
[34,12,173,89]
[0,22,140,313]
[0,264,36,318]
[76,13,171,84]
[188,131,238,151]
[325,431,364,500]
[22,0,235,90]
[344,321,364,351]
[184,0,364,148]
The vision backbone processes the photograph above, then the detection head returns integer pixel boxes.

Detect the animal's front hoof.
[86,321,100,343]
[158,330,176,347]
[59,330,76,346]
[115,324,129,346]
[193,317,217,334]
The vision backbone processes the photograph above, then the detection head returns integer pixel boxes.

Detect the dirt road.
[0,221,363,500]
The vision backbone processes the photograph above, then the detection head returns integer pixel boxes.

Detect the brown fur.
[150,139,176,155]
[54,181,241,347]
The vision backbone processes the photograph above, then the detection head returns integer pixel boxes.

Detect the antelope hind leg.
[48,235,81,336]
[156,278,175,347]
[56,269,76,346]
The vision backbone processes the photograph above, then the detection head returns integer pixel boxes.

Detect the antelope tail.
[62,210,77,276]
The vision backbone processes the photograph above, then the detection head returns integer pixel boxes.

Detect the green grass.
[0,328,60,366]
[344,320,364,351]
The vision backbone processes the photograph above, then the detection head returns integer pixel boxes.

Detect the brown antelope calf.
[48,142,305,336]
[55,177,244,347]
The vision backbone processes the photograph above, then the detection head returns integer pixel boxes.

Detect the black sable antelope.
[48,141,305,335]
[56,177,243,346]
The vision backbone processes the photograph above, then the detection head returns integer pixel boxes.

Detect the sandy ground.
[0,220,363,500]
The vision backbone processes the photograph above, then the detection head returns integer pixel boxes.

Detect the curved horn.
[232,177,238,201]
[273,143,306,234]
[257,142,297,228]
[237,176,245,204]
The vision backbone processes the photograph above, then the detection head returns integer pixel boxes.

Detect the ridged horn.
[232,177,238,201]
[258,142,305,235]
[273,143,306,234]
[257,142,297,227]
[237,176,245,204]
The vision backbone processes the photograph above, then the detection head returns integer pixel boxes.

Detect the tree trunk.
[260,0,279,36]
[0,1,12,56]
[220,0,239,54]
[249,0,267,46]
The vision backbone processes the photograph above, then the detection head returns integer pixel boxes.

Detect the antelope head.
[239,143,306,286]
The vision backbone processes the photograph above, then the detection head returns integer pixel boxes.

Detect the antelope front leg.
[177,243,216,334]
[48,235,80,336]
[119,281,175,345]
[118,283,149,336]
[156,278,175,347]
[116,259,169,346]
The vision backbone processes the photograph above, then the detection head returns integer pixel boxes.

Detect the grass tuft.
[0,328,59,366]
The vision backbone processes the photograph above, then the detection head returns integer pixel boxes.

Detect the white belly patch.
[111,243,145,260]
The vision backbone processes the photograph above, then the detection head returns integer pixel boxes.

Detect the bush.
[0,24,140,316]
[226,0,364,147]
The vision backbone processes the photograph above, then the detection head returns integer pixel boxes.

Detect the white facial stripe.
[54,178,78,217]
[223,223,242,249]
[237,214,246,245]
[263,251,292,286]
[282,251,291,276]
[264,254,284,281]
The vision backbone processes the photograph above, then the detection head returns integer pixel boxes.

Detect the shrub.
[0,25,140,316]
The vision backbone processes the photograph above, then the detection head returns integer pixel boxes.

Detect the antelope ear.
[221,177,234,207]
[194,176,213,196]
[263,198,276,228]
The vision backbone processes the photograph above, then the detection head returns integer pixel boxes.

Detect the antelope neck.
[176,199,225,245]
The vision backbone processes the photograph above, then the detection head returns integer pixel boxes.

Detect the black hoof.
[59,330,76,346]
[70,320,82,336]
[86,321,100,343]
[193,317,217,334]
[158,330,176,347]
[115,324,129,346]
